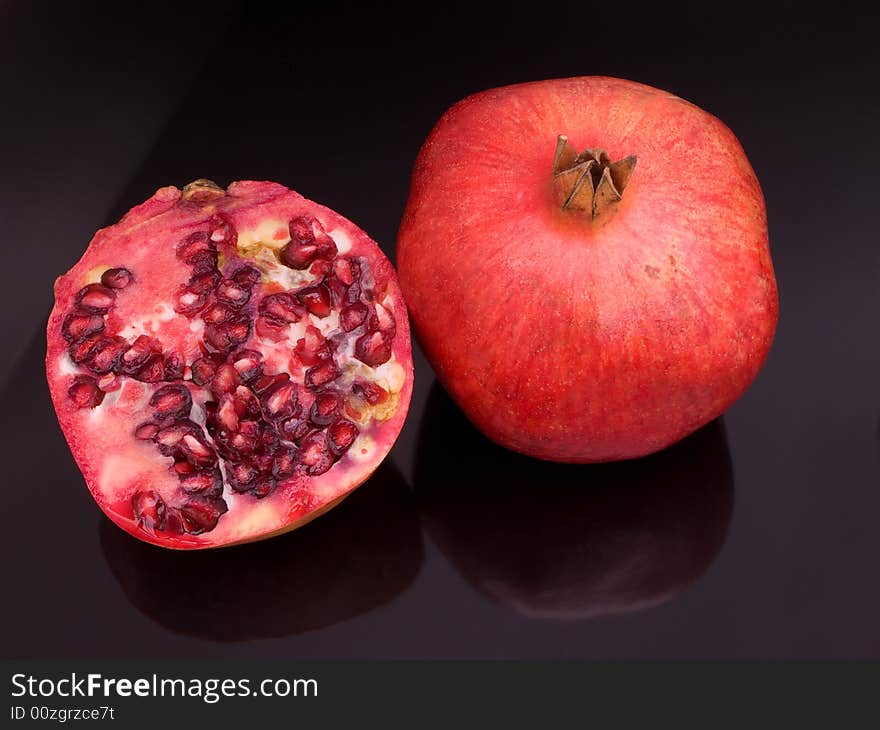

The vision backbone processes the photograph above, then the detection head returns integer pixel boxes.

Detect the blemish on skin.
[668,255,677,266]
[645,265,660,279]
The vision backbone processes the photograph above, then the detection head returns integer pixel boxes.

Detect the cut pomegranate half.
[47,179,413,549]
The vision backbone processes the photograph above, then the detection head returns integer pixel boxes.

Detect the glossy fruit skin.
[47,180,413,549]
[397,76,777,462]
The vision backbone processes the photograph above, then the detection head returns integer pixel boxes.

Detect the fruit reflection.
[101,462,422,640]
[415,385,734,619]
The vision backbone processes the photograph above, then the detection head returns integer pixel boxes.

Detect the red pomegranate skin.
[47,181,413,548]
[397,76,777,462]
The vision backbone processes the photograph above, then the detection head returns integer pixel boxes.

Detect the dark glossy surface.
[1,1,878,659]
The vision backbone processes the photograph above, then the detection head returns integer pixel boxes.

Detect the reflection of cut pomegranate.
[398,76,778,462]
[47,179,413,549]
[415,385,733,619]
[101,464,422,640]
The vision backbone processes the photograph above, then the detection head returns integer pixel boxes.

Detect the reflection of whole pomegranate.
[416,386,734,620]
[398,76,777,462]
[47,180,413,549]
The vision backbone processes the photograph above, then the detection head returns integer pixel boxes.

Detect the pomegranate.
[397,76,777,462]
[416,386,733,619]
[47,179,413,549]
[102,464,422,640]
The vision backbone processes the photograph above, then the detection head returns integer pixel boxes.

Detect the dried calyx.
[552,135,637,219]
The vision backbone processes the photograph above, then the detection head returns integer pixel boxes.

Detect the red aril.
[397,76,778,462]
[47,179,413,549]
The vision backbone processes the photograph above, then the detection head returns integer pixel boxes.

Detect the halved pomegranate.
[47,179,413,549]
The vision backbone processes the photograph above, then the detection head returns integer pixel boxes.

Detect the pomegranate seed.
[352,380,388,405]
[328,419,359,456]
[232,265,261,288]
[295,325,331,366]
[305,359,341,388]
[134,422,159,440]
[150,384,192,420]
[164,353,184,380]
[255,315,288,341]
[119,335,161,374]
[259,422,280,451]
[201,301,234,325]
[132,490,166,533]
[179,468,223,498]
[155,420,200,454]
[280,417,310,444]
[297,284,332,317]
[211,363,239,394]
[310,259,333,277]
[309,392,340,426]
[233,385,261,419]
[372,301,396,337]
[174,459,196,476]
[67,375,104,408]
[230,427,258,455]
[279,242,318,269]
[86,336,127,374]
[76,283,116,313]
[188,249,220,274]
[100,267,132,289]
[231,349,262,383]
[251,475,276,499]
[97,373,119,391]
[69,334,103,364]
[252,372,289,394]
[315,234,338,260]
[297,430,335,476]
[181,434,216,467]
[279,216,318,269]
[209,214,237,246]
[230,462,258,490]
[205,316,252,352]
[133,353,167,382]
[216,278,250,307]
[61,310,104,342]
[176,496,228,535]
[272,446,297,479]
[190,355,220,386]
[217,397,240,432]
[333,258,354,286]
[259,292,304,323]
[261,380,298,420]
[340,302,368,332]
[354,331,392,367]
[176,231,213,263]
[173,287,208,316]
[187,270,221,294]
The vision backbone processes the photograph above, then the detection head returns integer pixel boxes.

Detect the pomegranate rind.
[397,76,777,462]
[47,181,413,549]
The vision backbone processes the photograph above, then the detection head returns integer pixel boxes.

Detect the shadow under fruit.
[415,384,734,619]
[101,461,422,640]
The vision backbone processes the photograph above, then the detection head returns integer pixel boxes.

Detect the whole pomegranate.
[397,76,777,462]
[47,179,413,549]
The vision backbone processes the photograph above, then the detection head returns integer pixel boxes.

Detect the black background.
[1,0,878,659]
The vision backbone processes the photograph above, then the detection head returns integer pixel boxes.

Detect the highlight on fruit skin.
[46,179,413,549]
[397,76,778,463]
